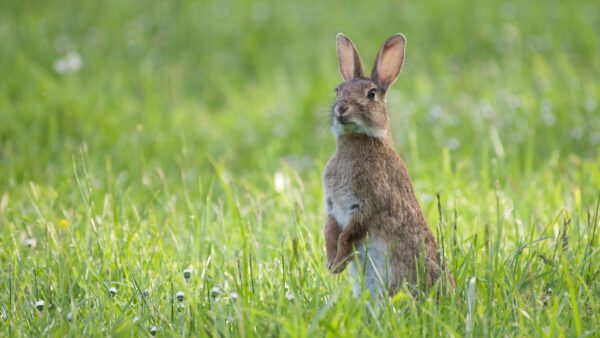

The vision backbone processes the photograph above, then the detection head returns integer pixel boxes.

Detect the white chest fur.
[324,185,358,230]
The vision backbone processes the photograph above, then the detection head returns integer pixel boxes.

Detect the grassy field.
[1,0,600,336]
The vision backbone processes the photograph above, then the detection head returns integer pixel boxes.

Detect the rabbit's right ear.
[336,33,365,81]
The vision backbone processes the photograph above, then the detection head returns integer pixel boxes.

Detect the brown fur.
[323,33,454,296]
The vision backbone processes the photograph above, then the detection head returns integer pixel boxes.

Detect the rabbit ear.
[371,33,406,92]
[336,33,365,81]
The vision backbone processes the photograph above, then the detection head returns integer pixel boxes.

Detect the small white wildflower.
[446,137,459,151]
[285,292,294,301]
[183,269,192,280]
[53,53,82,74]
[133,316,139,324]
[150,326,157,336]
[25,238,36,248]
[211,286,220,299]
[176,291,185,302]
[428,104,443,121]
[274,171,287,193]
[108,287,117,298]
[229,292,239,301]
[143,289,150,298]
[67,312,73,321]
[35,300,44,311]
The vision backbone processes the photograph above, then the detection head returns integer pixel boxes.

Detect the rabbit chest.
[324,182,358,230]
[323,156,376,230]
[323,166,392,297]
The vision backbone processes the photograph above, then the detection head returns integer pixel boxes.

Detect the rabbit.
[323,33,454,298]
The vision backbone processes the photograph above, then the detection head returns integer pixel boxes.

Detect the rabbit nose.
[337,104,348,115]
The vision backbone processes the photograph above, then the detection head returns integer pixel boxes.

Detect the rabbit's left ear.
[371,33,406,93]
[336,33,365,81]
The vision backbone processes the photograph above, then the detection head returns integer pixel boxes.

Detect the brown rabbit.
[323,33,454,298]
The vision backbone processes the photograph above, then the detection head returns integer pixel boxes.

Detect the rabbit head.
[331,33,406,139]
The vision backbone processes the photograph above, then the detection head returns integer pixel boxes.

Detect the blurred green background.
[2,0,599,185]
[1,0,600,335]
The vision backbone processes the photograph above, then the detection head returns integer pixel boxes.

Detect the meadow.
[1,0,600,336]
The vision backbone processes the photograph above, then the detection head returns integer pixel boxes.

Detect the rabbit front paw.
[326,251,337,271]
[327,259,335,271]
[330,254,350,274]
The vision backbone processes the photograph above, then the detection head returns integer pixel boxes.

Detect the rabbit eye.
[367,88,376,99]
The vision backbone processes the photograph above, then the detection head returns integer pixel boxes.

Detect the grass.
[1,0,600,336]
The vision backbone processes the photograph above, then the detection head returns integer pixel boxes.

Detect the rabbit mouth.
[337,116,354,125]
[332,116,387,138]
[335,118,362,133]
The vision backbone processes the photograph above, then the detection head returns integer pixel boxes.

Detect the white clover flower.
[176,291,185,302]
[211,286,220,299]
[285,292,294,301]
[35,300,44,311]
[133,316,139,324]
[150,326,157,336]
[229,292,239,301]
[67,312,73,321]
[53,53,82,74]
[25,238,36,248]
[183,269,192,280]
[108,287,117,298]
[143,289,150,298]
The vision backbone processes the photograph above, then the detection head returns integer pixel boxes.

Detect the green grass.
[1,0,600,336]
